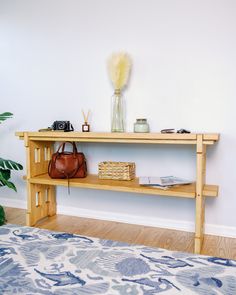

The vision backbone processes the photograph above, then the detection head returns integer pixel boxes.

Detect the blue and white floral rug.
[0,224,236,294]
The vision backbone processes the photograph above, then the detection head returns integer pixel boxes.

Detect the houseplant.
[0,112,23,225]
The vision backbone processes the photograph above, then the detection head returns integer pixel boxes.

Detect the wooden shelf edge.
[15,131,220,145]
[203,184,219,197]
[26,174,218,199]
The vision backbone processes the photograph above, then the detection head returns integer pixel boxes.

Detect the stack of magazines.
[139,176,192,190]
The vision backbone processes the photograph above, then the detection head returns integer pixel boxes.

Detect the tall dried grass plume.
[107,52,132,91]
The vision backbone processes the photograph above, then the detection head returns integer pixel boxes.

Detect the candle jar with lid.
[134,118,150,133]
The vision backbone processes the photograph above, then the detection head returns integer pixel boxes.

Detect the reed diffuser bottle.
[107,52,131,132]
[82,110,90,132]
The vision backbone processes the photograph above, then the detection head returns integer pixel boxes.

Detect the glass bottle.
[111,89,125,132]
[82,122,90,132]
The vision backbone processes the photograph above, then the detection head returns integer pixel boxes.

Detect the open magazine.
[139,176,193,189]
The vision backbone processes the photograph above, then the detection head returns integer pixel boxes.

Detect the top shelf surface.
[16,131,219,145]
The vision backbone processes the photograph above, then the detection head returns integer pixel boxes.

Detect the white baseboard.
[0,198,27,209]
[57,205,196,232]
[205,223,236,239]
[1,197,236,238]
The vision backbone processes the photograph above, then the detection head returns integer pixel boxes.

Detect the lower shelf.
[28,174,218,199]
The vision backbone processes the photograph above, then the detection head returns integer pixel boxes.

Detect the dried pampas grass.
[107,52,132,91]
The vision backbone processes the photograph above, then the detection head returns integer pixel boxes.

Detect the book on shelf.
[139,176,193,189]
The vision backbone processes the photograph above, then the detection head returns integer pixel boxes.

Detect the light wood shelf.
[16,131,220,254]
[16,131,219,145]
[28,173,218,199]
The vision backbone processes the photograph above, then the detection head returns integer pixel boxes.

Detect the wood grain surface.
[4,207,236,260]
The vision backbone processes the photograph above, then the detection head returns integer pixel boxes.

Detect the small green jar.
[134,118,150,133]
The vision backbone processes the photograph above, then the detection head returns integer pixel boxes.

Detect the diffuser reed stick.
[82,110,90,124]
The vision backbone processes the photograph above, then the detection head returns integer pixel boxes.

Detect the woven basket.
[98,161,135,180]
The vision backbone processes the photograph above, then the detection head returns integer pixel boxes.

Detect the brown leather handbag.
[48,142,87,179]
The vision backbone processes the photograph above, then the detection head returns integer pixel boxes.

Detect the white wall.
[1,0,236,236]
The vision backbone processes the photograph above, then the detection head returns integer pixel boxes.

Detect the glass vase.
[111,89,125,132]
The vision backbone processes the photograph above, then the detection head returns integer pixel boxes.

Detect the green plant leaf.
[0,112,22,193]
[0,112,13,123]
[0,158,23,171]
[0,205,6,225]
[0,169,11,181]
[0,173,17,191]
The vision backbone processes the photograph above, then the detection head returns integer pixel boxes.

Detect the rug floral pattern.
[0,224,236,294]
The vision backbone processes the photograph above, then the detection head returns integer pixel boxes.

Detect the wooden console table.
[16,131,219,253]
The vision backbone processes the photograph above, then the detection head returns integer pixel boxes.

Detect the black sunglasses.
[161,128,191,134]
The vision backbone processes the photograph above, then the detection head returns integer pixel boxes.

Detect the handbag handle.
[56,141,78,155]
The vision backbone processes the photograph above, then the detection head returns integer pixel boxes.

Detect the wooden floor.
[4,207,236,260]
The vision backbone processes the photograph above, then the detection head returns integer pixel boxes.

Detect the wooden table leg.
[26,183,56,226]
[24,135,56,226]
[195,135,206,253]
